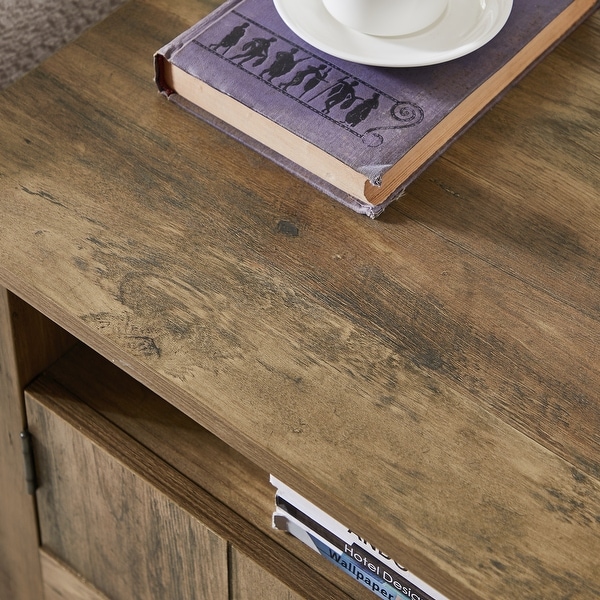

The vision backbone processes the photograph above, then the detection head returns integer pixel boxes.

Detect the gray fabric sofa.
[0,0,126,89]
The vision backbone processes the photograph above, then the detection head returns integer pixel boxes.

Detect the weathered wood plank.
[0,2,598,599]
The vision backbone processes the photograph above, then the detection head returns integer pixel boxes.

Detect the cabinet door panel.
[26,389,229,600]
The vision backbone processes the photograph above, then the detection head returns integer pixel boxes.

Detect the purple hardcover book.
[155,0,598,217]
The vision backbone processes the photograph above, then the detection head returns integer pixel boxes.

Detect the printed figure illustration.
[201,18,425,147]
[345,93,380,126]
[321,78,360,115]
[260,48,309,82]
[279,64,330,97]
[231,36,277,66]
[209,22,249,54]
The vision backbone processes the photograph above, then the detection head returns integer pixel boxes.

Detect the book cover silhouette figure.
[260,48,309,82]
[232,36,277,66]
[322,79,359,114]
[279,64,329,95]
[209,23,249,54]
[346,93,380,126]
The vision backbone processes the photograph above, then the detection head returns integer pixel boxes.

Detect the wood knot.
[276,220,299,237]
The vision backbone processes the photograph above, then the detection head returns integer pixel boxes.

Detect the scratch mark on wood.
[20,186,66,207]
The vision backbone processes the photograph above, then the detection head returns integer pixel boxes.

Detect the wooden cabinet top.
[1,1,599,598]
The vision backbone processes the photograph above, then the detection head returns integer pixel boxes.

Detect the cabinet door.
[25,387,229,600]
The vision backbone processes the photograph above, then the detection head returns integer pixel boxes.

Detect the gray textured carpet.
[0,0,127,89]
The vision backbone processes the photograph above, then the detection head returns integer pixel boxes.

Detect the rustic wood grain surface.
[1,1,599,598]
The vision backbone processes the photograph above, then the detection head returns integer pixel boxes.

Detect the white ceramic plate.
[273,0,514,67]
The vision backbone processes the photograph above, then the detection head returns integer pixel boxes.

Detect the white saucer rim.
[273,0,514,67]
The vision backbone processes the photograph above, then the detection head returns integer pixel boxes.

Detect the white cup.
[322,0,448,37]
